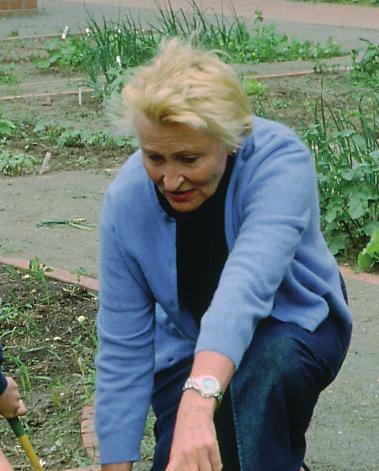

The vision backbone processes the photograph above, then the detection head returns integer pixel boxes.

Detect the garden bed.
[0,262,154,470]
[0,262,98,470]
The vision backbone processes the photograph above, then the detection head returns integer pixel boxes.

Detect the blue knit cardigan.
[95,117,352,464]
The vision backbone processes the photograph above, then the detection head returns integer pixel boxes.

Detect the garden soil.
[0,0,378,470]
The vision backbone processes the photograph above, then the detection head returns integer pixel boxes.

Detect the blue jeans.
[151,312,352,471]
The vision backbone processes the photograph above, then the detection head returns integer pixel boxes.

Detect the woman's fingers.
[17,399,26,416]
[166,437,222,471]
[208,442,223,471]
[0,377,26,419]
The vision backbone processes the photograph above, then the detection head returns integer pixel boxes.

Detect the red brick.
[7,0,23,9]
[0,1,10,10]
[0,0,37,15]
[23,0,37,9]
[80,405,99,462]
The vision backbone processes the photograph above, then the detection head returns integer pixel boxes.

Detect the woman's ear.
[227,145,237,157]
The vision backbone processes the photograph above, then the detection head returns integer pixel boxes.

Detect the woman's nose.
[162,170,184,191]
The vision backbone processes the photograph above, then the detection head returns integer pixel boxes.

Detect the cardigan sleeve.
[0,343,8,395]
[195,124,315,367]
[95,191,156,465]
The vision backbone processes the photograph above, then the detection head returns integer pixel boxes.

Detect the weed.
[7,355,32,394]
[7,30,19,37]
[34,36,86,70]
[0,151,34,176]
[0,65,18,85]
[57,127,132,148]
[243,78,266,96]
[351,39,379,89]
[0,118,16,138]
[72,267,89,285]
[28,256,51,304]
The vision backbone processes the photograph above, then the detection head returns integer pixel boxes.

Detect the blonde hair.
[112,38,252,149]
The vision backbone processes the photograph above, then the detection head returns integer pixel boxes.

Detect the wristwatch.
[182,375,223,406]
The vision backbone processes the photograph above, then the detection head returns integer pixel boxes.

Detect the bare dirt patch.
[0,263,155,470]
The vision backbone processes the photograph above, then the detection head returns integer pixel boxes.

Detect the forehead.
[137,114,218,154]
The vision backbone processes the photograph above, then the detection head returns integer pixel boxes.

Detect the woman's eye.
[147,155,163,164]
[181,156,198,165]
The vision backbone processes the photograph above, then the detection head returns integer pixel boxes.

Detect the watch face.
[199,377,219,395]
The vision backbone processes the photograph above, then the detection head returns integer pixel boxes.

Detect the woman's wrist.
[181,388,218,417]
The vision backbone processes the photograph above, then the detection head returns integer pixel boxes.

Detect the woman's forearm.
[166,351,235,470]
[189,351,235,390]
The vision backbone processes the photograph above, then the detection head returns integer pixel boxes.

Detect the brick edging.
[1,256,378,290]
[339,265,379,287]
[0,256,99,291]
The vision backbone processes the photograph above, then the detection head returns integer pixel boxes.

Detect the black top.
[156,155,235,327]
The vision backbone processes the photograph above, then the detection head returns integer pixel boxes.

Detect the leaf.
[357,252,376,271]
[363,222,379,237]
[341,168,355,181]
[338,129,355,138]
[351,134,367,152]
[35,59,51,70]
[364,230,379,257]
[348,194,366,219]
[324,207,337,223]
[327,235,346,256]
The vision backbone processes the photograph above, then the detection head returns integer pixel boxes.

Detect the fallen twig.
[36,218,95,231]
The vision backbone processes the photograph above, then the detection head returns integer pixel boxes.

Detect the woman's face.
[137,114,231,212]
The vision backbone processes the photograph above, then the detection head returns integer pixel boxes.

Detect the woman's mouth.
[165,189,195,203]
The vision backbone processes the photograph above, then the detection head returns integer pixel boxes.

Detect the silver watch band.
[182,375,224,405]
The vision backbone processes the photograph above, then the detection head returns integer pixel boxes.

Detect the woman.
[95,39,352,471]
[0,343,26,471]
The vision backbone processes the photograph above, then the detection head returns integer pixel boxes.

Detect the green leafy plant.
[243,78,266,96]
[82,13,157,96]
[36,2,344,97]
[0,151,34,176]
[351,39,379,88]
[153,4,343,64]
[0,65,18,85]
[358,229,379,271]
[303,92,379,257]
[34,36,86,70]
[57,128,132,148]
[0,117,16,138]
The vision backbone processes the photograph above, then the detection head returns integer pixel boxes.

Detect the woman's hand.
[0,377,26,419]
[166,389,222,471]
